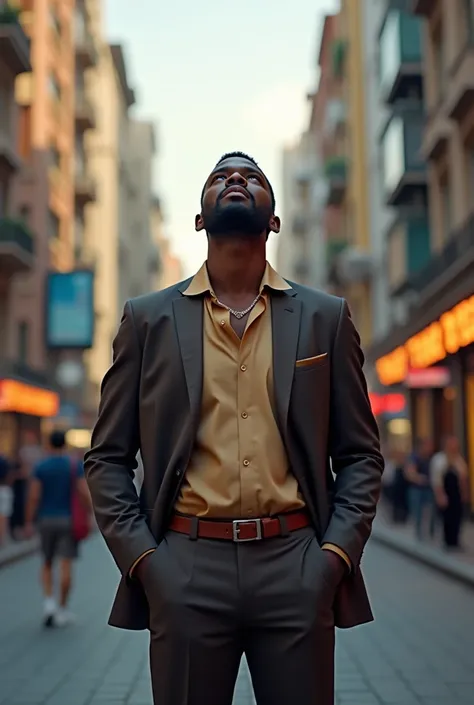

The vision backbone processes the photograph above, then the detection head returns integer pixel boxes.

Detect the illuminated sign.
[369,393,405,416]
[376,294,474,386]
[0,380,59,417]
[405,367,451,388]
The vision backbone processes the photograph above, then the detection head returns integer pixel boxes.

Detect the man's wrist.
[129,548,156,579]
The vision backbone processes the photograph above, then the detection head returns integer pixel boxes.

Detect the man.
[85,152,383,705]
[405,438,435,540]
[25,430,91,627]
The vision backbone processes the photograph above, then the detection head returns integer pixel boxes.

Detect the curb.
[0,538,39,569]
[371,524,474,588]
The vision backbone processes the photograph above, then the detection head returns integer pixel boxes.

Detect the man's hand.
[134,549,156,584]
[322,548,347,588]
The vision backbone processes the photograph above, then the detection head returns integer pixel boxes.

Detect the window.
[19,205,31,225]
[379,11,401,95]
[17,322,29,365]
[50,146,61,170]
[48,209,60,240]
[49,9,61,37]
[48,75,61,101]
[440,177,451,243]
[18,106,31,160]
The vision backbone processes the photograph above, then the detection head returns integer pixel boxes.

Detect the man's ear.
[269,215,280,234]
[195,213,205,231]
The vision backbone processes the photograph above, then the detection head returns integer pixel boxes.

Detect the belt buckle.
[232,518,263,542]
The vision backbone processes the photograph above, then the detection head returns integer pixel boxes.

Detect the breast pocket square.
[295,353,328,369]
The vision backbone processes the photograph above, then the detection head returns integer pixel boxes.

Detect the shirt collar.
[182,261,291,297]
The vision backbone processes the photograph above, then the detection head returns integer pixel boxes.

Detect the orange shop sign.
[0,379,59,417]
[376,294,474,386]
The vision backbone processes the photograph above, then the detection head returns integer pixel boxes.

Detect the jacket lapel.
[271,290,301,438]
[172,295,203,426]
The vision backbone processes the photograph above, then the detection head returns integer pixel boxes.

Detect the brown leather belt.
[169,510,311,542]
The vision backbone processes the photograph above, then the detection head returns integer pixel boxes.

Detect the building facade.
[310,7,373,347]
[372,0,474,509]
[276,132,326,289]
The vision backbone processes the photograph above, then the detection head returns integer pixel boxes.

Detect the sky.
[105,0,339,276]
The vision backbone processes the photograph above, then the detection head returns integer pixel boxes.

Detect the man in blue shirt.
[25,430,91,627]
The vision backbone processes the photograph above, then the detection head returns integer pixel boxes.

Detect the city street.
[1,536,473,705]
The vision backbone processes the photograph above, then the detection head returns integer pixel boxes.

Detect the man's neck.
[206,238,266,297]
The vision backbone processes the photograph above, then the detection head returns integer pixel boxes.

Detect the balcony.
[379,10,423,105]
[75,92,96,131]
[326,239,348,286]
[445,41,474,123]
[75,170,97,206]
[382,112,427,206]
[324,98,346,136]
[0,123,21,175]
[331,39,347,79]
[0,6,31,76]
[337,247,373,284]
[0,217,34,275]
[412,0,436,16]
[387,214,431,296]
[407,215,474,296]
[324,157,347,206]
[75,29,97,69]
[292,214,309,237]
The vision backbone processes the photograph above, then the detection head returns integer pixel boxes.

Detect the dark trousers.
[140,526,336,705]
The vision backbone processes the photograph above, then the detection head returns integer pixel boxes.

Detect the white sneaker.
[54,609,76,627]
[43,598,57,628]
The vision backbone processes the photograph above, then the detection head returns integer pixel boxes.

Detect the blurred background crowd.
[0,0,474,561]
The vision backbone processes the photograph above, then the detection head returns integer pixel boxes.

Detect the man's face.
[196,157,280,239]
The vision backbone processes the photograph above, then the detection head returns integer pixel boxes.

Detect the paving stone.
[2,536,474,704]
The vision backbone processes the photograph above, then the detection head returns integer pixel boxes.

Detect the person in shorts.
[25,430,91,627]
[0,454,13,546]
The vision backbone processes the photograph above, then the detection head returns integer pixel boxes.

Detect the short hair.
[201,151,276,211]
[50,430,66,449]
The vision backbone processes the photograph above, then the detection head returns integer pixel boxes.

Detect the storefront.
[374,293,474,510]
[0,378,60,459]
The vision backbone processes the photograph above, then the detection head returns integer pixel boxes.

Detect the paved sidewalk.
[372,505,474,587]
[0,536,38,568]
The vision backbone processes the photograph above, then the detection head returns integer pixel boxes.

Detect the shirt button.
[241,412,248,419]
[220,320,225,326]
[243,459,250,467]
[240,364,247,371]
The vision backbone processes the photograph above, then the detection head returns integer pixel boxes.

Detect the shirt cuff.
[129,548,156,578]
[321,543,351,572]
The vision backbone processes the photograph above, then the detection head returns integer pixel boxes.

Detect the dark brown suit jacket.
[84,278,384,630]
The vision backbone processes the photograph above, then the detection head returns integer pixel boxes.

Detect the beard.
[202,198,272,239]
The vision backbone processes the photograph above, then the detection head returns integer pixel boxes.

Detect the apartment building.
[119,118,158,306]
[0,0,80,450]
[372,0,474,509]
[310,7,373,347]
[276,132,326,289]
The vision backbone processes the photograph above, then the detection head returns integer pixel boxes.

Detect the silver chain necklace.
[215,293,260,319]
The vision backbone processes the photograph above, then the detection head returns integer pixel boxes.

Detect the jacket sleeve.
[322,299,384,569]
[84,300,157,575]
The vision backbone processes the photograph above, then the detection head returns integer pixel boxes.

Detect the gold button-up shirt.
[175,261,305,518]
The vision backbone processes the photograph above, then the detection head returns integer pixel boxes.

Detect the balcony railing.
[409,214,474,294]
[0,216,35,274]
[0,4,31,75]
[325,156,347,206]
[379,10,423,104]
[75,92,96,131]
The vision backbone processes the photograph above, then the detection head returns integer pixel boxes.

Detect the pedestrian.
[404,438,435,540]
[24,429,92,627]
[430,435,469,550]
[0,453,13,546]
[390,449,409,524]
[85,151,384,705]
